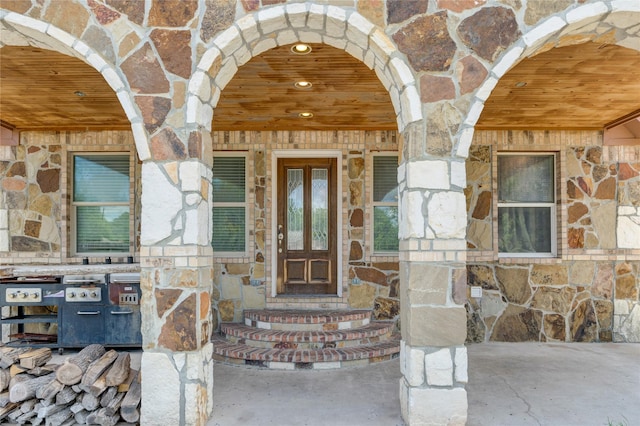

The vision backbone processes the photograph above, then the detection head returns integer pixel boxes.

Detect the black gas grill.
[59,273,141,349]
[1,272,141,350]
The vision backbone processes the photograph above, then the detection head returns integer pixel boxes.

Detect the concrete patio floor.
[208,342,640,426]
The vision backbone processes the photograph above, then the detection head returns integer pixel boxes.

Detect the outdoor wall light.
[291,43,312,54]
[294,81,313,89]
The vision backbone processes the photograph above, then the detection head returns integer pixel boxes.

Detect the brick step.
[243,309,371,332]
[220,321,395,349]
[212,333,400,370]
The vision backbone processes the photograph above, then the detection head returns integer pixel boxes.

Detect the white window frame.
[497,152,557,258]
[71,152,131,257]
[212,152,249,257]
[371,152,399,255]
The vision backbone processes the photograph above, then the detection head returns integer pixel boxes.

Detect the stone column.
[398,124,468,425]
[138,159,214,425]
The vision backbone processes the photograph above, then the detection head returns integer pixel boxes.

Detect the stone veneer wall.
[466,130,640,343]
[0,130,140,264]
[211,130,401,329]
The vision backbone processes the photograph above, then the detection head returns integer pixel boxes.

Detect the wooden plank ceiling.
[0,41,638,132]
[213,43,395,130]
[476,42,640,130]
[0,46,130,130]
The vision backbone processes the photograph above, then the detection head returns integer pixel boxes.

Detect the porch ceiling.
[0,42,638,133]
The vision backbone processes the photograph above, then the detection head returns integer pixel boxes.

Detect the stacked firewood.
[0,344,141,425]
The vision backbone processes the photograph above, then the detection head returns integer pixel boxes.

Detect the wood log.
[27,363,58,376]
[7,405,23,421]
[0,391,10,408]
[16,409,37,423]
[18,348,52,369]
[105,352,130,386]
[103,391,125,416]
[74,408,89,425]
[87,371,109,397]
[0,369,9,392]
[20,397,37,413]
[80,349,118,390]
[55,386,77,405]
[85,407,120,426]
[10,363,28,376]
[81,392,100,411]
[43,406,72,426]
[119,374,141,424]
[9,373,55,402]
[0,347,30,368]
[0,402,19,420]
[69,401,84,414]
[55,344,105,385]
[99,386,118,407]
[36,401,65,419]
[117,368,138,393]
[36,378,64,400]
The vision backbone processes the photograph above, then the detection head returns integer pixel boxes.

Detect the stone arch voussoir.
[455,0,640,158]
[187,3,422,133]
[0,11,149,160]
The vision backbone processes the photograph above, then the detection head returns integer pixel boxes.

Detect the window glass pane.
[74,155,129,202]
[498,207,551,253]
[498,155,554,203]
[212,157,245,202]
[76,206,129,253]
[373,156,398,202]
[374,206,399,252]
[287,169,304,250]
[212,207,245,252]
[311,168,328,250]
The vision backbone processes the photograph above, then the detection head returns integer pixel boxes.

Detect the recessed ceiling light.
[514,81,527,88]
[298,112,314,118]
[291,43,312,55]
[294,81,313,89]
[74,91,86,97]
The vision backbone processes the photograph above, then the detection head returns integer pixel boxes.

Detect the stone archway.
[186,4,422,133]
[456,1,640,156]
[0,11,148,159]
[183,4,470,426]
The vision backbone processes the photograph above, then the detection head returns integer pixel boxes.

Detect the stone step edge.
[243,309,371,325]
[213,352,400,370]
[220,321,395,343]
[212,334,400,364]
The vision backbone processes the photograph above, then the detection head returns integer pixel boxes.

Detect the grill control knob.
[68,292,76,298]
[30,292,38,299]
[90,291,98,298]
[79,292,87,298]
[9,293,17,299]
[19,292,28,299]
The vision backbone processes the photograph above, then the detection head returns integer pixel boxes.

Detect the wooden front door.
[277,158,337,295]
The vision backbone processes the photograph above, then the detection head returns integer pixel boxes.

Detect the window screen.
[373,155,399,253]
[73,154,130,254]
[212,155,247,253]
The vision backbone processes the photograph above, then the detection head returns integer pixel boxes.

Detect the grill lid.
[62,274,106,284]
[109,272,140,284]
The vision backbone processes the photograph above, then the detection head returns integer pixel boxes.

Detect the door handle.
[77,311,101,315]
[278,225,284,253]
[110,310,134,315]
